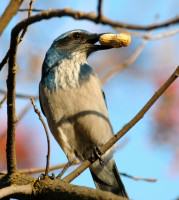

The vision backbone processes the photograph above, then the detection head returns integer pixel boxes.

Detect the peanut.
[99,33,131,48]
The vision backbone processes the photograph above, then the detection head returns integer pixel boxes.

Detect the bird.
[39,29,128,198]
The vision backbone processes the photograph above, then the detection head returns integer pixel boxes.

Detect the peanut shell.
[99,33,131,47]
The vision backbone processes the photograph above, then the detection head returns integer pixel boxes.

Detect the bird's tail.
[90,159,128,198]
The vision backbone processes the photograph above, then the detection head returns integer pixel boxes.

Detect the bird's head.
[51,29,111,57]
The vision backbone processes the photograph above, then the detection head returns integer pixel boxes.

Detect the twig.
[0,94,7,108]
[0,89,38,100]
[0,184,32,199]
[20,163,67,174]
[0,0,24,35]
[101,41,146,84]
[13,164,157,183]
[15,8,179,31]
[30,97,50,176]
[0,0,34,71]
[0,103,32,142]
[63,66,179,183]
[18,0,35,43]
[0,50,9,71]
[2,164,157,183]
[19,8,43,12]
[129,28,179,41]
[97,0,103,21]
[1,163,67,174]
[120,172,157,182]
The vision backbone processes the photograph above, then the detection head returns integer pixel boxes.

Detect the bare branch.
[97,0,103,21]
[0,50,9,71]
[6,43,18,174]
[0,103,32,142]
[0,184,32,199]
[19,8,43,12]
[0,0,34,71]
[63,66,179,183]
[30,98,50,176]
[0,0,24,35]
[129,28,179,40]
[18,0,35,43]
[0,94,7,108]
[0,174,126,200]
[12,163,157,183]
[19,163,67,174]
[101,41,146,84]
[0,89,38,100]
[16,8,179,30]
[120,172,157,182]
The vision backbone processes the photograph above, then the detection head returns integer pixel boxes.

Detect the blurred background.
[0,0,179,199]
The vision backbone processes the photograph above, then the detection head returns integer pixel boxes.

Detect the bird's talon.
[93,146,104,166]
[38,173,46,181]
[49,173,55,180]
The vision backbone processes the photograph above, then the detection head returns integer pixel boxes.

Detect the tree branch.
[0,0,34,72]
[0,0,24,35]
[101,41,146,84]
[13,164,157,183]
[0,89,38,100]
[17,8,179,30]
[63,66,179,183]
[0,184,32,199]
[97,0,103,21]
[0,94,7,108]
[30,98,50,176]
[120,172,157,182]
[0,50,9,71]
[0,174,126,200]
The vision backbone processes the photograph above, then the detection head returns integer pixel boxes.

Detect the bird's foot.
[91,146,104,166]
[38,173,46,181]
[49,173,56,180]
[37,173,55,181]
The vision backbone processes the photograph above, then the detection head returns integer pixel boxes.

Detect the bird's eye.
[72,32,81,39]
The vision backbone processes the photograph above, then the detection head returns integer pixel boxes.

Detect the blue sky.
[0,1,179,199]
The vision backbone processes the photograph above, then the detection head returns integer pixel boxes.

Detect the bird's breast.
[42,60,94,90]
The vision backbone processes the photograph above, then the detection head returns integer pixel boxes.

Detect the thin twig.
[0,0,24,35]
[120,172,157,182]
[0,50,9,71]
[1,163,67,175]
[20,163,67,174]
[101,41,146,84]
[30,97,50,176]
[0,89,38,100]
[0,0,34,71]
[63,66,179,183]
[0,94,7,108]
[1,162,156,182]
[129,28,179,41]
[18,0,35,43]
[97,0,103,21]
[0,103,32,139]
[19,8,43,12]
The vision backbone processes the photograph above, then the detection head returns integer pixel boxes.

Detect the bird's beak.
[86,33,113,51]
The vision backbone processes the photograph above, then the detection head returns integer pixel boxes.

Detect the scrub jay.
[39,29,128,198]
